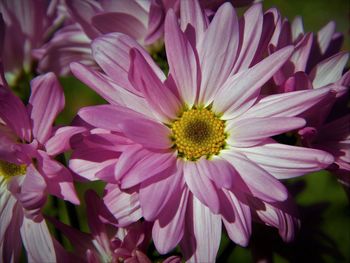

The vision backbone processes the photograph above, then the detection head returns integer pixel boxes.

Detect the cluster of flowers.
[0,0,349,262]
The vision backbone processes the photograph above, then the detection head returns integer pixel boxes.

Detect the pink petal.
[317,21,336,54]
[255,199,300,242]
[152,187,189,254]
[0,84,31,141]
[78,105,171,150]
[85,190,108,240]
[232,3,263,73]
[196,157,236,189]
[103,184,142,227]
[219,189,251,246]
[70,62,154,118]
[213,46,294,119]
[65,0,102,39]
[91,33,165,90]
[17,165,47,217]
[28,73,65,144]
[1,201,22,263]
[129,49,181,121]
[282,72,313,92]
[183,161,220,213]
[92,12,147,41]
[164,9,199,106]
[37,151,79,204]
[139,163,183,221]
[180,194,222,262]
[197,2,239,104]
[180,0,207,42]
[20,217,56,262]
[243,87,332,118]
[310,52,349,88]
[117,148,176,189]
[0,189,16,243]
[35,24,94,76]
[228,117,306,147]
[239,142,334,179]
[69,147,119,181]
[291,16,304,41]
[222,151,288,202]
[144,0,164,44]
[45,126,86,156]
[290,33,313,72]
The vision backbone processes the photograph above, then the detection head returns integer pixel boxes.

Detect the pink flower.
[0,0,62,84]
[70,2,334,260]
[0,69,81,261]
[49,190,181,263]
[265,12,350,189]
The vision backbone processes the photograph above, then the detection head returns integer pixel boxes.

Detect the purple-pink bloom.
[70,1,334,260]
[265,12,350,189]
[0,69,80,261]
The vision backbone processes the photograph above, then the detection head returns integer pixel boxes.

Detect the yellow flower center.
[0,160,26,180]
[171,108,226,160]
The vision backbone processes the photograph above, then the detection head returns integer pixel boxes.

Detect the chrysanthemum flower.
[70,2,334,260]
[266,12,350,190]
[0,70,81,261]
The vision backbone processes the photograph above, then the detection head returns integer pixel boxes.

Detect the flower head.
[0,69,80,261]
[70,1,334,260]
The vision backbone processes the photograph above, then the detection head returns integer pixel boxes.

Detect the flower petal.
[180,0,207,41]
[239,142,334,179]
[140,164,183,221]
[103,184,142,227]
[70,62,154,118]
[28,73,65,144]
[65,0,101,38]
[232,3,263,73]
[69,147,119,181]
[45,126,86,156]
[20,217,56,262]
[0,84,31,141]
[37,151,80,204]
[91,33,165,91]
[164,9,199,106]
[78,104,171,150]
[243,87,332,118]
[219,189,251,246]
[197,2,239,104]
[228,117,306,147]
[196,157,236,189]
[213,46,294,119]
[152,187,189,254]
[129,48,181,121]
[180,194,222,262]
[222,151,288,202]
[117,147,176,189]
[310,52,349,88]
[17,165,47,218]
[183,161,220,213]
[92,12,147,41]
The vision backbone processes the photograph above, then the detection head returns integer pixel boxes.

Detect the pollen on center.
[0,160,27,180]
[171,107,226,160]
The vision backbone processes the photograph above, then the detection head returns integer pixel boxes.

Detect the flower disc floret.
[171,107,226,160]
[0,160,26,180]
